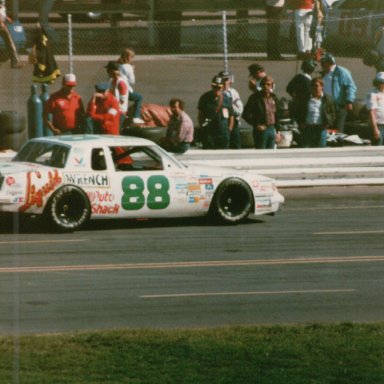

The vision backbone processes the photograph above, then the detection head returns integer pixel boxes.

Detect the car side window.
[110,146,163,171]
[91,148,107,171]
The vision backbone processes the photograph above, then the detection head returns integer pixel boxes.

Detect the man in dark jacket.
[243,76,283,149]
[286,59,317,123]
[198,75,234,149]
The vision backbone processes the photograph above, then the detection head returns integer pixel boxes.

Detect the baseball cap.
[248,63,264,76]
[320,52,336,64]
[218,70,234,82]
[375,72,384,83]
[211,75,224,87]
[63,73,77,86]
[105,60,119,71]
[301,59,317,73]
[95,82,109,92]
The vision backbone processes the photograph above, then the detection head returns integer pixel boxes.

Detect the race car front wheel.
[210,178,253,224]
[44,186,91,232]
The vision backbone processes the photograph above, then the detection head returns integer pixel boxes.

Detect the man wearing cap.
[44,73,85,135]
[248,63,268,93]
[320,53,357,133]
[197,75,234,149]
[0,0,22,68]
[86,82,121,135]
[218,70,244,149]
[286,59,317,132]
[105,60,129,131]
[366,72,384,146]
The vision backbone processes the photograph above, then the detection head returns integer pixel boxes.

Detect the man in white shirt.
[366,72,384,145]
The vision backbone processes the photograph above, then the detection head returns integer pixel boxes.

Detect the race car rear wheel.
[44,186,91,232]
[210,178,253,224]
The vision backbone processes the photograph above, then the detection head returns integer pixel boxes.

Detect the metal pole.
[68,13,73,73]
[222,11,229,73]
[148,0,155,49]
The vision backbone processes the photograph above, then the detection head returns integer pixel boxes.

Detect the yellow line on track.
[315,231,384,235]
[1,256,384,274]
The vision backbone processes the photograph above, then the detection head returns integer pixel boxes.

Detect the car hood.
[0,161,46,175]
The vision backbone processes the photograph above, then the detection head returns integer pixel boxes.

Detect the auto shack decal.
[19,169,62,212]
[87,190,120,215]
[63,173,110,187]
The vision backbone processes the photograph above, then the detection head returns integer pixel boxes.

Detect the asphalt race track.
[0,185,383,334]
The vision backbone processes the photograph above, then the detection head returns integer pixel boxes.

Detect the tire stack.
[0,111,27,151]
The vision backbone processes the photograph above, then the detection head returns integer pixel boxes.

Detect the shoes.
[11,63,24,69]
[132,117,145,124]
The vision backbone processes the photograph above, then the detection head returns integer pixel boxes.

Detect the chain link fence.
[0,10,378,148]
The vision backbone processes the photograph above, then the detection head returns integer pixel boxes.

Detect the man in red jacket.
[86,82,121,135]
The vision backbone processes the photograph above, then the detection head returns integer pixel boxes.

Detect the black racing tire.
[123,126,167,145]
[210,178,254,224]
[44,186,91,232]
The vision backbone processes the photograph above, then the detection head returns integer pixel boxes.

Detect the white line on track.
[1,256,384,274]
[0,239,88,245]
[141,289,356,299]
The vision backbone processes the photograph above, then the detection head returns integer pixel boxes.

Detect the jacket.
[243,91,283,128]
[323,65,357,108]
[297,93,336,128]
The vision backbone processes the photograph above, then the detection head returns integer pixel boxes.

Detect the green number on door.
[147,175,170,209]
[121,175,170,210]
[121,176,145,210]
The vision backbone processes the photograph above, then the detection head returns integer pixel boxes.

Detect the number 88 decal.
[122,175,170,210]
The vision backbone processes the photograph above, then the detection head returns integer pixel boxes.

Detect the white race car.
[0,135,284,231]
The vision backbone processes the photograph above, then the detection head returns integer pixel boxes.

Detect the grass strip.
[1,322,383,384]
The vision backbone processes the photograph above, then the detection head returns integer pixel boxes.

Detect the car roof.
[28,134,155,148]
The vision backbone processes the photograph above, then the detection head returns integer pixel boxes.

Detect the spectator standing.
[219,70,244,149]
[160,98,194,154]
[298,77,336,147]
[265,0,285,60]
[294,0,315,59]
[366,72,384,146]
[105,60,129,131]
[248,63,268,92]
[198,75,234,149]
[117,48,145,124]
[86,83,120,135]
[320,53,357,133]
[44,74,85,135]
[243,76,282,149]
[286,59,317,123]
[0,0,22,68]
[30,23,61,84]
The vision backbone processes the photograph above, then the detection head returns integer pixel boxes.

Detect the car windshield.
[13,141,70,168]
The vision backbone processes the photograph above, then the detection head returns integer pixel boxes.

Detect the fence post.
[222,11,229,73]
[68,13,74,74]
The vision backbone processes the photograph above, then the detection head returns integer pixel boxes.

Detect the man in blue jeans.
[243,76,283,149]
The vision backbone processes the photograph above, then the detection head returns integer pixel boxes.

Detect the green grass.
[1,323,383,384]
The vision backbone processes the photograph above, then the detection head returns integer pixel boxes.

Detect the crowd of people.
[41,48,195,154]
[41,47,384,154]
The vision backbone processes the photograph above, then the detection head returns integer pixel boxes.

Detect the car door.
[108,145,208,219]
